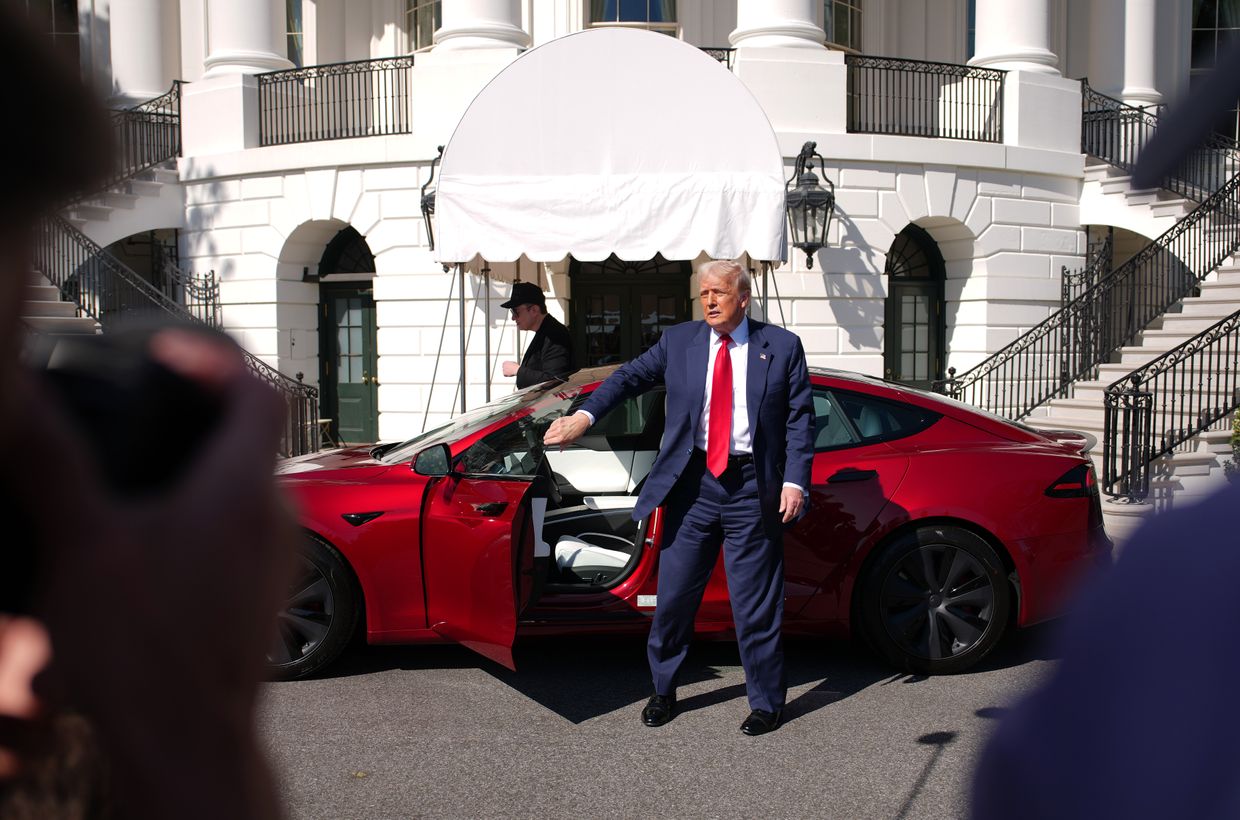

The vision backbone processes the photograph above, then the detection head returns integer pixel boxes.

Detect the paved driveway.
[259,625,1059,819]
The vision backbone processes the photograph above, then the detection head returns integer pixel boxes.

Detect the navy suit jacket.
[579,318,814,535]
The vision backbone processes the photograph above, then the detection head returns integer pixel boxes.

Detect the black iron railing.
[699,47,736,70]
[1082,82,1237,202]
[152,242,220,327]
[938,172,1240,418]
[1103,308,1240,500]
[106,81,183,190]
[845,55,1004,143]
[1062,229,1114,306]
[257,56,414,147]
[34,217,319,456]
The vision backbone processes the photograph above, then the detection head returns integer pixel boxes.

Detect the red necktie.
[707,334,733,477]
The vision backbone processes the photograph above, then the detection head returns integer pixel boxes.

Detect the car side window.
[568,390,666,451]
[831,389,940,444]
[811,388,859,451]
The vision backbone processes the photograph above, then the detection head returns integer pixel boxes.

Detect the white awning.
[434,27,787,265]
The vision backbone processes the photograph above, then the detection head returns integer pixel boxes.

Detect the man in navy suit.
[544,259,813,735]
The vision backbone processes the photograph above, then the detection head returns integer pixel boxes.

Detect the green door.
[320,284,378,444]
[570,254,691,367]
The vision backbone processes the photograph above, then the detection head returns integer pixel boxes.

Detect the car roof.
[568,363,1042,444]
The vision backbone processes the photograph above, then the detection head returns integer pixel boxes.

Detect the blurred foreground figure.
[0,8,293,819]
[971,482,1240,819]
[973,44,1240,820]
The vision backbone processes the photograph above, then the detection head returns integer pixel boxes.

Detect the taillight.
[1045,463,1098,498]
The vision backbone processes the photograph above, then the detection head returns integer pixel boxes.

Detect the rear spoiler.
[1037,428,1096,455]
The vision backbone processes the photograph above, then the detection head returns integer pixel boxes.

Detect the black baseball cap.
[500,281,546,309]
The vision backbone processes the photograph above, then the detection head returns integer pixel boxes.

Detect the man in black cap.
[500,281,574,388]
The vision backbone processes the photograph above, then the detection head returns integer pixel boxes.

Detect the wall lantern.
[784,141,836,269]
[421,144,444,250]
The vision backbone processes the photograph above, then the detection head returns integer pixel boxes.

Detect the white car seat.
[554,533,632,574]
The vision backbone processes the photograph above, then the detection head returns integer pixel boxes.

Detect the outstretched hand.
[543,412,591,448]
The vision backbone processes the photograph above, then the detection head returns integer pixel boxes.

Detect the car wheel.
[268,534,359,680]
[859,524,1011,675]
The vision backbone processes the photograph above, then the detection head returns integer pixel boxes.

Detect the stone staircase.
[1026,253,1240,545]
[21,273,99,336]
[65,161,184,248]
[1080,162,1195,249]
[21,160,184,339]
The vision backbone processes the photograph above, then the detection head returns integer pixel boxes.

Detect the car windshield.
[376,382,584,465]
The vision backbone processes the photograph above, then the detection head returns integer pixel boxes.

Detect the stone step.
[26,284,59,301]
[21,315,99,334]
[136,166,179,185]
[1196,281,1240,300]
[1035,398,1102,415]
[1200,429,1234,455]
[1098,173,1141,195]
[118,178,163,198]
[96,191,138,210]
[1072,380,1239,408]
[1130,330,1200,351]
[1160,315,1232,335]
[1083,163,1116,181]
[68,203,110,222]
[1149,199,1193,219]
[1027,412,1100,434]
[1176,299,1240,318]
[21,300,77,318]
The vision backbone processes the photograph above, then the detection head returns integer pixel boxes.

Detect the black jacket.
[517,313,574,388]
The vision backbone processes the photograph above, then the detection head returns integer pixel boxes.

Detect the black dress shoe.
[641,694,676,727]
[740,708,781,736]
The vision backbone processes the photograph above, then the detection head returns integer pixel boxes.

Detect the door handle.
[827,468,878,483]
[472,501,508,515]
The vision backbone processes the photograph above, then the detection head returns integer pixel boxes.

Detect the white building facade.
[46,0,1223,494]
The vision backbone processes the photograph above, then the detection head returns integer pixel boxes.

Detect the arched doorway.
[883,224,946,389]
[570,254,691,367]
[317,226,378,444]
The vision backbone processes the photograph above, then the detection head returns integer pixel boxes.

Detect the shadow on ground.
[277,620,1062,725]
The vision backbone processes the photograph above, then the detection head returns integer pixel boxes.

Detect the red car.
[271,366,1110,680]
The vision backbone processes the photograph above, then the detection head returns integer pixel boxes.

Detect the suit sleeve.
[516,333,572,385]
[578,330,670,423]
[783,336,814,491]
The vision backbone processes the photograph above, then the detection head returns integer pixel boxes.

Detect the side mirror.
[413,443,454,476]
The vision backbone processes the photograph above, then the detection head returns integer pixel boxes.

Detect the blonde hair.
[697,260,751,295]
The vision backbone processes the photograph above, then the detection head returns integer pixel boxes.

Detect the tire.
[267,534,359,680]
[858,524,1011,675]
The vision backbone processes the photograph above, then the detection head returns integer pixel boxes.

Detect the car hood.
[275,445,393,479]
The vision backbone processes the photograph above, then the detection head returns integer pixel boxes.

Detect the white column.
[202,0,293,77]
[434,0,529,51]
[108,0,168,103]
[1088,0,1125,97]
[969,0,1059,75]
[729,0,825,49]
[1121,0,1162,107]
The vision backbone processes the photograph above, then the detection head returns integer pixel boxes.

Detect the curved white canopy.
[434,27,787,264]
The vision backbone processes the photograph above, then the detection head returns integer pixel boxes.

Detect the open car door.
[421,471,541,670]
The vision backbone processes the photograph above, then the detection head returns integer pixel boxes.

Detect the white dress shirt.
[695,318,752,454]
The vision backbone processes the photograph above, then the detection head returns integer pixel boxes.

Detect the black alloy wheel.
[859,525,1011,675]
[267,535,358,680]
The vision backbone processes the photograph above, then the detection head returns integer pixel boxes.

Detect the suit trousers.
[647,450,787,713]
